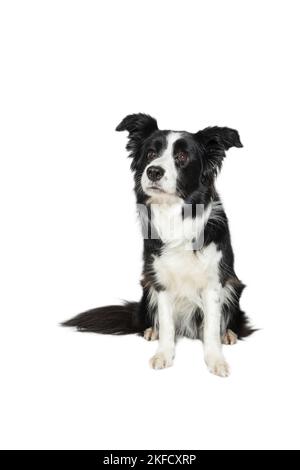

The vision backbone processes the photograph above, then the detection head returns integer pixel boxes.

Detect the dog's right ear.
[116,114,158,163]
[116,113,158,137]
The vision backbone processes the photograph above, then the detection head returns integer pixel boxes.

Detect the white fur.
[202,285,229,377]
[149,198,210,248]
[149,291,175,369]
[147,199,230,376]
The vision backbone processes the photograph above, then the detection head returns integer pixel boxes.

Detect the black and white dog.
[63,114,254,377]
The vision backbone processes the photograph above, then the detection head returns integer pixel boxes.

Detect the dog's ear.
[116,114,158,170]
[195,126,243,181]
[116,113,158,137]
[196,126,243,151]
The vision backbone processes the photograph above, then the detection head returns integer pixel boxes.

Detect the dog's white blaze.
[158,131,181,193]
[142,131,182,197]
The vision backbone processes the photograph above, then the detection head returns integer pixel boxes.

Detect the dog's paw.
[144,327,159,341]
[149,351,173,370]
[205,354,230,378]
[222,329,238,345]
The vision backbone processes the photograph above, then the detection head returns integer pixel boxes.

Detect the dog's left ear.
[195,126,243,180]
[196,126,243,151]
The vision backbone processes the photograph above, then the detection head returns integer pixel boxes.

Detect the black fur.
[62,302,141,335]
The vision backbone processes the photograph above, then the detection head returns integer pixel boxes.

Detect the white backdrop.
[1,0,299,450]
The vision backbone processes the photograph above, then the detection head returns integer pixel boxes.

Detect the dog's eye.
[175,151,188,165]
[147,150,157,162]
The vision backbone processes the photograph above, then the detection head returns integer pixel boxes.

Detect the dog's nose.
[147,166,165,182]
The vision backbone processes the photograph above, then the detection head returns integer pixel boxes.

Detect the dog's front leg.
[202,285,230,377]
[149,291,175,370]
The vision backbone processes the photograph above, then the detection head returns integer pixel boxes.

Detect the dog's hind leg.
[144,327,159,341]
[222,329,238,345]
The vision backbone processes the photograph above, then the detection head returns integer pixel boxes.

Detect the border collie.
[63,114,254,377]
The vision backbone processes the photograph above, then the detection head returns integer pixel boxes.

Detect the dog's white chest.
[150,201,221,301]
[153,242,221,299]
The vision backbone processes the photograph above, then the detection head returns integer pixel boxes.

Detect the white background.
[1,0,299,450]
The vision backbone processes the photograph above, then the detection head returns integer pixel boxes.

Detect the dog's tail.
[62,301,143,335]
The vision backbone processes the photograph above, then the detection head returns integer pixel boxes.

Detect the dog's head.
[116,113,242,204]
